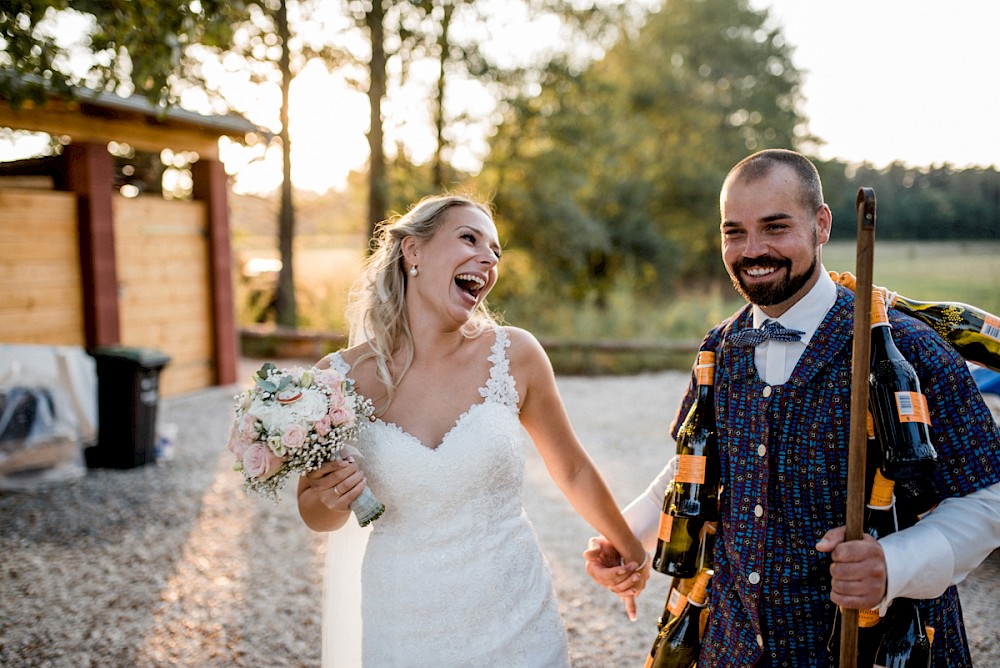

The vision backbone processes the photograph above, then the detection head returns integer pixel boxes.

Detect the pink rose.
[243,443,284,480]
[329,406,355,428]
[315,369,344,389]
[227,423,248,459]
[314,415,332,436]
[281,423,307,450]
[240,413,259,441]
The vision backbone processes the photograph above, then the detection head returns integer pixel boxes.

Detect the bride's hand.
[304,456,368,513]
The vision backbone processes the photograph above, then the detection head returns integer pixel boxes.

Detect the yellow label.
[894,391,931,425]
[982,314,1000,342]
[657,512,674,542]
[675,454,708,484]
[858,607,881,628]
[667,589,688,618]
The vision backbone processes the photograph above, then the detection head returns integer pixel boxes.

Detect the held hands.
[583,536,651,622]
[304,456,368,513]
[816,526,888,610]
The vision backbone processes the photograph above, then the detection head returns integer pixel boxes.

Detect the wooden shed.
[0,92,256,397]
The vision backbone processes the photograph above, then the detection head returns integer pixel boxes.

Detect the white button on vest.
[756,634,764,647]
[754,504,764,518]
[748,571,760,584]
[757,444,767,457]
[762,385,772,397]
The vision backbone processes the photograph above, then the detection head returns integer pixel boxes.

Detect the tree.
[0,0,348,329]
[0,0,252,108]
[481,0,808,301]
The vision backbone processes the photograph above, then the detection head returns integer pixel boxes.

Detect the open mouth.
[455,273,486,299]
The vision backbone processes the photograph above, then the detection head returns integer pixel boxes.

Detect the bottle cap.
[869,468,895,508]
[695,351,715,385]
[870,288,889,326]
[688,568,713,605]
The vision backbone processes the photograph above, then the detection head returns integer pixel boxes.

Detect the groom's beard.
[730,252,819,307]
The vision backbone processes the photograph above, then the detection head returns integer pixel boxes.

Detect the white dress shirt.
[623,267,1000,612]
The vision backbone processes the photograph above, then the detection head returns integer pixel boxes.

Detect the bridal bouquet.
[227,362,384,526]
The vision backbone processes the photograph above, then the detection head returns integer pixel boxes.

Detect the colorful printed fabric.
[671,285,1000,667]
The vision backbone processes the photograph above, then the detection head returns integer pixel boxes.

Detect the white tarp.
[0,345,96,488]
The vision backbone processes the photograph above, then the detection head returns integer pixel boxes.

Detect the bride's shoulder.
[498,326,550,369]
[317,342,369,371]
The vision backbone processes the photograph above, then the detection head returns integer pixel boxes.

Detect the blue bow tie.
[731,320,805,347]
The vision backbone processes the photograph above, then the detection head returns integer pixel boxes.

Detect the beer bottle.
[652,488,704,578]
[873,599,932,668]
[645,569,713,668]
[668,351,720,521]
[830,270,1000,372]
[868,289,938,482]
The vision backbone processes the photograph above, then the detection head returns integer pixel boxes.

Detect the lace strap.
[323,351,351,376]
[480,328,520,410]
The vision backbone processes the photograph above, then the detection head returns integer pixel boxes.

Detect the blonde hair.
[347,194,499,408]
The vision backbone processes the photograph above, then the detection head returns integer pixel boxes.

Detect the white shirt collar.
[750,266,838,346]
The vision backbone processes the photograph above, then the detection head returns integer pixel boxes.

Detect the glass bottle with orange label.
[868,289,939,482]
[828,469,898,665]
[830,270,1000,372]
[652,488,704,578]
[645,569,712,668]
[668,351,720,521]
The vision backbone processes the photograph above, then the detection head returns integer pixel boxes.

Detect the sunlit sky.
[749,0,1000,170]
[233,0,1000,194]
[3,1,998,194]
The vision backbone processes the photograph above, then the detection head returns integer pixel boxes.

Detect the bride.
[297,194,649,667]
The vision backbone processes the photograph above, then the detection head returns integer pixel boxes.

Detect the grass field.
[821,240,1000,316]
[234,237,1000,360]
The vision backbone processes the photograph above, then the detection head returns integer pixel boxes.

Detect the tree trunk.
[432,1,455,190]
[366,0,387,244]
[274,0,297,327]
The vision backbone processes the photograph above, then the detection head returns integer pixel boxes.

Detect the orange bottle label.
[894,391,931,425]
[667,588,688,618]
[657,513,674,542]
[982,313,1000,342]
[870,289,890,326]
[675,454,707,484]
[695,351,716,385]
[858,607,881,628]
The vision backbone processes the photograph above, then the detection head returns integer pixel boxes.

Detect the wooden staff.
[839,187,876,667]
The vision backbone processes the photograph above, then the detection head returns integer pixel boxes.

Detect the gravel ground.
[1,362,998,667]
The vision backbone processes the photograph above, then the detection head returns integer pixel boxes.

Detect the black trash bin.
[86,346,171,469]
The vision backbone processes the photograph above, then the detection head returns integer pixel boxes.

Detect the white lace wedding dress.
[321,328,570,667]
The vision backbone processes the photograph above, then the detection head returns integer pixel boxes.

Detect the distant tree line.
[816,160,1000,241]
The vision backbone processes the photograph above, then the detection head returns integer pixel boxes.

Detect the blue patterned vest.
[673,286,1000,667]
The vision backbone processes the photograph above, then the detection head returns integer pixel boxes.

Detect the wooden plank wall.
[113,195,215,396]
[0,188,87,346]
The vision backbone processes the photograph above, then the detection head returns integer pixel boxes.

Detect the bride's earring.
[409,265,418,277]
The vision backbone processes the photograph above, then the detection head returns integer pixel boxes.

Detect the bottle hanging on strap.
[873,598,932,667]
[868,289,938,482]
[645,569,713,668]
[668,351,720,521]
[830,270,1000,372]
[652,488,705,578]
[828,469,898,665]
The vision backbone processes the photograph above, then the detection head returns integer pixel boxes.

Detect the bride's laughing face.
[403,205,501,325]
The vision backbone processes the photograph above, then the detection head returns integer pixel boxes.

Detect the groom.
[585,149,1000,666]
